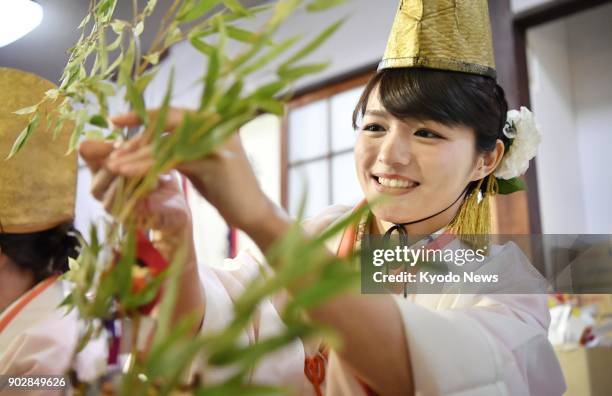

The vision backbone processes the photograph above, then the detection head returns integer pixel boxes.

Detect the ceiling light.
[0,0,44,48]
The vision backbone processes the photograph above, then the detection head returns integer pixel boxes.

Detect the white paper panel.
[288,159,329,219]
[288,100,328,162]
[331,151,362,207]
[330,85,363,153]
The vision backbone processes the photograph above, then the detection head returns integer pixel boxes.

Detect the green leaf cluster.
[18,0,355,394]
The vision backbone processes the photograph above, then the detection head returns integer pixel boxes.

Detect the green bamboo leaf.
[133,20,144,36]
[7,114,39,159]
[149,240,183,350]
[107,33,122,51]
[104,53,123,77]
[306,0,347,12]
[190,37,215,55]
[280,18,344,69]
[125,78,147,123]
[67,111,86,153]
[96,0,118,23]
[143,50,162,65]
[122,272,166,311]
[143,0,158,16]
[110,20,128,35]
[89,114,109,128]
[178,0,222,23]
[239,35,301,76]
[218,79,243,113]
[84,129,105,140]
[196,384,287,396]
[94,81,115,96]
[222,0,251,17]
[13,104,39,115]
[60,66,80,90]
[200,41,221,109]
[250,81,287,100]
[284,265,359,318]
[164,25,183,47]
[209,323,315,366]
[146,315,203,376]
[267,0,302,28]
[277,62,329,80]
[44,89,60,101]
[78,13,91,29]
[226,25,259,43]
[115,228,136,301]
[253,99,284,116]
[135,68,159,92]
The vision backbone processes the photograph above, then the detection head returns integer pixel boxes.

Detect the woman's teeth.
[377,177,417,188]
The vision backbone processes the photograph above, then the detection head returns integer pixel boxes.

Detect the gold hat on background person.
[0,67,77,234]
[379,0,496,78]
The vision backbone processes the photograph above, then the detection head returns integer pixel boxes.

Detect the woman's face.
[354,85,486,227]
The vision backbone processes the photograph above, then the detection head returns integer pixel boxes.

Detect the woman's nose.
[377,130,411,167]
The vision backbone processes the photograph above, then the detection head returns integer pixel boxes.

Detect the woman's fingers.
[101,177,122,214]
[79,140,115,173]
[90,168,118,201]
[108,144,153,170]
[110,108,187,134]
[109,112,143,128]
[113,157,156,178]
[108,146,155,177]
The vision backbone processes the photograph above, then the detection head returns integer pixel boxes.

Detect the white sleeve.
[394,293,566,396]
[198,251,306,390]
[393,241,565,395]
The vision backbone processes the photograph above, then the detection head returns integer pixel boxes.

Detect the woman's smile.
[371,173,420,195]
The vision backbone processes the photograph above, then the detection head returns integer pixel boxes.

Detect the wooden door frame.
[489,0,612,235]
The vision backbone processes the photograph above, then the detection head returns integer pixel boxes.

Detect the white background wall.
[527,3,612,233]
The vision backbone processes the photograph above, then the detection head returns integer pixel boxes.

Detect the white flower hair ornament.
[493,106,541,194]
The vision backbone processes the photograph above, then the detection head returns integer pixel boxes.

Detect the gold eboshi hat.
[379,0,496,78]
[0,67,77,234]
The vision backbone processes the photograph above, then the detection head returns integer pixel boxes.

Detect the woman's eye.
[362,123,385,132]
[414,129,441,139]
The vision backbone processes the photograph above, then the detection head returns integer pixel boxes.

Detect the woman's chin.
[371,204,414,225]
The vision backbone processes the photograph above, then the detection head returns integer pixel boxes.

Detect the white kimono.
[0,278,106,395]
[198,205,567,396]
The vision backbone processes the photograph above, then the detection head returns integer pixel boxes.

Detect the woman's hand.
[106,109,290,250]
[79,140,191,242]
[79,139,204,331]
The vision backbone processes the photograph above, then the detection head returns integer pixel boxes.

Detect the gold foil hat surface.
[379,0,496,78]
[0,67,77,233]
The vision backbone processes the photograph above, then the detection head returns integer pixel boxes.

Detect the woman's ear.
[472,139,505,181]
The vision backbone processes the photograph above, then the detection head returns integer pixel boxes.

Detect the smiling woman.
[352,68,509,237]
[78,0,566,395]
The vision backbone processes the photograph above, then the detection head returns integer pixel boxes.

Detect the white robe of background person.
[0,279,106,396]
[196,205,567,395]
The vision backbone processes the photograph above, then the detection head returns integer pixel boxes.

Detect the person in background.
[0,67,102,386]
[0,67,204,394]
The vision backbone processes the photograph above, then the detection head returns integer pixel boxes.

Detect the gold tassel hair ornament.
[448,175,498,251]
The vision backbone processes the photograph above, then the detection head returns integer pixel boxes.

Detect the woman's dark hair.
[353,68,508,152]
[0,222,81,283]
[352,67,510,193]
